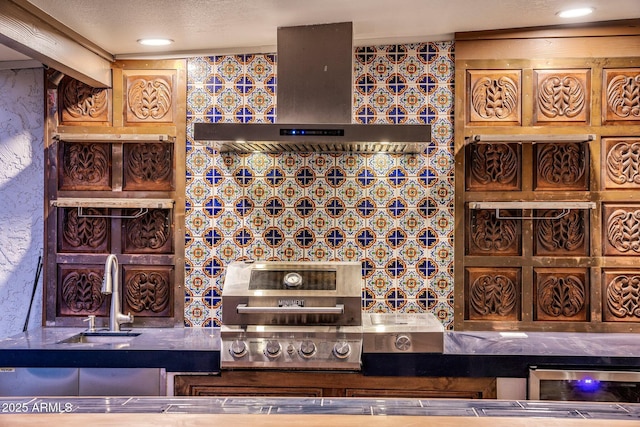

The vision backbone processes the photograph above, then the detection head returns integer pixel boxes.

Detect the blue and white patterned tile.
[369,241,393,268]
[308,210,331,235]
[186,147,212,176]
[184,297,212,327]
[336,240,363,263]
[185,208,209,239]
[217,239,243,263]
[185,41,455,328]
[274,239,304,261]
[246,210,271,234]
[432,85,454,115]
[385,287,409,311]
[399,240,423,267]
[369,269,393,298]
[337,210,364,237]
[398,154,428,177]
[307,153,335,175]
[245,240,272,261]
[307,240,332,261]
[215,87,243,116]
[336,154,366,175]
[337,179,364,206]
[185,239,211,268]
[185,267,211,298]
[217,211,242,236]
[433,300,454,330]
[432,270,454,298]
[429,177,454,206]
[246,180,271,205]
[368,153,396,175]
[369,180,395,205]
[355,226,377,251]
[279,153,304,175]
[369,210,395,236]
[398,270,423,297]
[307,180,332,205]
[204,227,223,249]
[187,57,213,83]
[186,177,212,206]
[278,211,304,235]
[400,208,422,235]
[432,208,454,237]
[217,179,242,205]
[246,152,273,175]
[431,147,455,176]
[277,179,305,206]
[430,116,454,145]
[187,86,212,116]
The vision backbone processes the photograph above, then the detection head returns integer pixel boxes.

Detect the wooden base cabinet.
[174,372,497,399]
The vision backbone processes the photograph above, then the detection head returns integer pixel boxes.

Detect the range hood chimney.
[194,22,430,153]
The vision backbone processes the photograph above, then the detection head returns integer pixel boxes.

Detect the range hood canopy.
[193,22,430,153]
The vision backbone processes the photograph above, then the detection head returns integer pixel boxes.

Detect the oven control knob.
[229,340,247,358]
[395,335,412,351]
[333,341,351,359]
[264,340,282,359]
[299,340,317,358]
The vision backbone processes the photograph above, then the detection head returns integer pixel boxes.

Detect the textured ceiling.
[17,0,640,58]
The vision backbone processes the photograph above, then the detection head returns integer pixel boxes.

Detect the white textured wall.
[0,68,44,338]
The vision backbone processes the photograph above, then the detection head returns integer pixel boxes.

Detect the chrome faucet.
[101,254,134,332]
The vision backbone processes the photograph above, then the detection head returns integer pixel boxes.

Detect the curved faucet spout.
[102,254,134,332]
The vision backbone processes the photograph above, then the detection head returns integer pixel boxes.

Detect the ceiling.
[4,0,640,62]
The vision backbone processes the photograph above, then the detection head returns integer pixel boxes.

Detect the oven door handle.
[236,304,344,314]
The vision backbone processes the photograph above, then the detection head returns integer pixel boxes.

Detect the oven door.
[529,368,640,402]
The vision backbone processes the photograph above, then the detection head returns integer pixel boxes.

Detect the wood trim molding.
[0,0,113,87]
[455,19,640,41]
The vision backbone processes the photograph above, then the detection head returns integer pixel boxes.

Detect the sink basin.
[57,331,141,345]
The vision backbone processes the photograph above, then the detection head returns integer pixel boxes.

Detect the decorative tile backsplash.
[185,42,455,328]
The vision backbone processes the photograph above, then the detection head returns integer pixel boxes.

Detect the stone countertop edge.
[2,328,640,376]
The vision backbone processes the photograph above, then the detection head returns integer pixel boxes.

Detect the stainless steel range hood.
[193,22,430,153]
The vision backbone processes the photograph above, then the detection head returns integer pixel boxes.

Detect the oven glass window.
[249,270,337,290]
[539,379,640,402]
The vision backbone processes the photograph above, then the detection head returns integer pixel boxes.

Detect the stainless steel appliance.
[193,22,430,153]
[362,313,444,353]
[529,368,640,402]
[220,260,363,370]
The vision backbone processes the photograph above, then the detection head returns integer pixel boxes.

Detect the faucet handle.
[83,315,96,332]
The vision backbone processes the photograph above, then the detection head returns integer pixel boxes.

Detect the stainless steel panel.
[221,261,362,326]
[220,325,362,370]
[193,123,431,153]
[0,368,78,396]
[79,368,166,396]
[362,313,444,353]
[529,369,640,402]
[277,22,352,124]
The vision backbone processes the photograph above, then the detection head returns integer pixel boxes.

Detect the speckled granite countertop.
[0,328,220,372]
[0,327,219,351]
[0,396,639,421]
[2,328,640,376]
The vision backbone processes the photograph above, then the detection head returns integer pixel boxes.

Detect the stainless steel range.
[220,260,363,370]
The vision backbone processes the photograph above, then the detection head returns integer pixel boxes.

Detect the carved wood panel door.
[43,60,186,328]
[455,53,640,332]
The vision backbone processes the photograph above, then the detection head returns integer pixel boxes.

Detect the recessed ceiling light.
[137,38,174,46]
[557,7,594,18]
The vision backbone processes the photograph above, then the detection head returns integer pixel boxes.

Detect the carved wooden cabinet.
[454,30,640,332]
[174,372,497,399]
[44,60,186,328]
